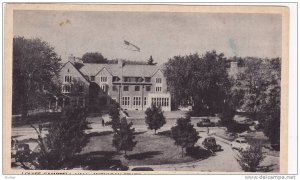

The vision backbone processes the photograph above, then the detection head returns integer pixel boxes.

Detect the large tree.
[108,101,121,132]
[164,51,231,115]
[171,116,200,157]
[232,57,281,145]
[112,117,137,156]
[17,106,88,170]
[81,52,108,64]
[145,104,166,134]
[13,37,61,117]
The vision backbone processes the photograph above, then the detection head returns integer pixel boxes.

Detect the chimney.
[118,59,124,68]
[230,61,238,69]
[229,61,238,77]
[68,54,75,63]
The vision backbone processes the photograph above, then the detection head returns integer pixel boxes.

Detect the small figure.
[102,119,105,127]
[207,127,210,135]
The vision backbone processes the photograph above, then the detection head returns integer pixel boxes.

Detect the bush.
[226,122,249,133]
[219,101,236,125]
[236,145,265,172]
[108,102,120,132]
[186,146,212,159]
[145,105,166,134]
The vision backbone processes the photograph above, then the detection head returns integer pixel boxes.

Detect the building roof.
[59,61,90,83]
[79,63,163,77]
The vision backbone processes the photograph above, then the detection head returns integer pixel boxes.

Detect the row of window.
[151,97,170,107]
[121,96,148,107]
[112,85,162,92]
[62,85,84,93]
[89,76,162,84]
[119,97,170,107]
[64,76,72,82]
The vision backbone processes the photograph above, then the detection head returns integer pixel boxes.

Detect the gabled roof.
[59,61,90,84]
[79,63,163,77]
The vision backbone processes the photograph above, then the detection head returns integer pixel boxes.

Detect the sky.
[13,10,282,64]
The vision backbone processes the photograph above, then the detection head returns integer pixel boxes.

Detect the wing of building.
[55,58,171,112]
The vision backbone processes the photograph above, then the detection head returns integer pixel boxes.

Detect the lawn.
[80,130,200,167]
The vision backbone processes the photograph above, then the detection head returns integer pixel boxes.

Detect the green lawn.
[80,130,199,166]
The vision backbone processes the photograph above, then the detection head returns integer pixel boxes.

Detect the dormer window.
[145,77,151,82]
[90,76,95,81]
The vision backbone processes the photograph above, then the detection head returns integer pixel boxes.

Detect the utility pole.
[142,85,144,110]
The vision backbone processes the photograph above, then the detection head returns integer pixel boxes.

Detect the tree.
[219,99,236,125]
[164,51,231,116]
[232,57,281,145]
[108,101,121,132]
[147,55,157,65]
[81,52,108,64]
[112,117,137,156]
[13,37,61,117]
[171,116,200,157]
[145,104,166,134]
[236,145,265,172]
[17,106,88,170]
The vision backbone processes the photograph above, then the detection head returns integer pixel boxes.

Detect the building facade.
[50,61,90,111]
[58,58,171,111]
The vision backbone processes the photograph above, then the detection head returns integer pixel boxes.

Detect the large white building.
[57,57,171,111]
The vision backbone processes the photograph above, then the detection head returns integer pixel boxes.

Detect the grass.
[12,112,61,127]
[80,130,203,166]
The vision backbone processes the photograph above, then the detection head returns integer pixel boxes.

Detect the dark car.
[15,144,31,161]
[109,165,129,171]
[197,118,215,127]
[202,137,222,152]
[131,167,154,171]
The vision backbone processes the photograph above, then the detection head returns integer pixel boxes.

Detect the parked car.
[131,167,154,171]
[197,118,215,127]
[109,165,129,171]
[15,143,31,161]
[231,138,250,151]
[202,137,222,152]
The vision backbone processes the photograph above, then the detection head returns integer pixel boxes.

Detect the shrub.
[226,122,250,133]
[145,104,166,134]
[186,146,212,159]
[236,145,265,172]
[108,101,120,132]
[219,101,236,125]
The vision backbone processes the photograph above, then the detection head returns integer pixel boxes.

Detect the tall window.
[64,75,72,82]
[155,86,162,92]
[135,86,140,91]
[62,85,71,93]
[156,78,162,83]
[123,86,129,91]
[90,76,95,81]
[100,76,107,82]
[122,96,130,106]
[100,84,106,92]
[144,97,147,106]
[133,97,141,107]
